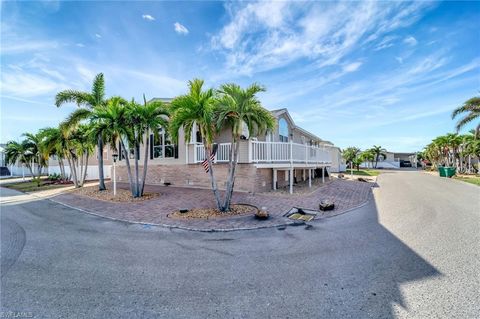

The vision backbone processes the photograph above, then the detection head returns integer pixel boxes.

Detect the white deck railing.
[252,141,331,164]
[193,141,332,165]
[194,143,231,163]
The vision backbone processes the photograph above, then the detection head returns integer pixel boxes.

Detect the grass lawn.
[347,169,382,176]
[453,176,480,186]
[3,180,72,192]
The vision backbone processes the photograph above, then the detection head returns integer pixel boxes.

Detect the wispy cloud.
[1,70,67,97]
[95,33,102,39]
[403,36,418,46]
[0,41,59,54]
[174,22,189,35]
[142,14,155,21]
[210,1,435,75]
[374,35,397,51]
[343,61,362,73]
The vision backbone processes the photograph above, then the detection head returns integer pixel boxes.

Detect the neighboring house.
[363,151,418,168]
[0,144,6,167]
[0,144,10,176]
[114,105,340,194]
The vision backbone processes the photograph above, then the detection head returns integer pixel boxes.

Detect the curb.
[47,196,301,232]
[2,184,374,233]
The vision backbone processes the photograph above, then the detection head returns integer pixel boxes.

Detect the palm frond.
[55,90,94,108]
[92,73,105,105]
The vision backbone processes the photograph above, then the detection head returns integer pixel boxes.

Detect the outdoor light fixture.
[112,153,118,196]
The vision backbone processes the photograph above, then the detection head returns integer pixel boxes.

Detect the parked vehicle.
[400,160,412,167]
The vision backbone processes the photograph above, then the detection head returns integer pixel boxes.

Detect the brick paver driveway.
[53,178,373,231]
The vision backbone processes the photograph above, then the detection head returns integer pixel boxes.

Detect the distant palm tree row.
[5,74,275,212]
[341,145,387,170]
[419,96,480,173]
[421,131,479,173]
[340,95,480,173]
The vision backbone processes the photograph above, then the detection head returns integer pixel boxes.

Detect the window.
[279,118,289,142]
[118,140,137,160]
[151,127,175,159]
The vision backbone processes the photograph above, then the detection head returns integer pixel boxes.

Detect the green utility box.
[438,167,456,178]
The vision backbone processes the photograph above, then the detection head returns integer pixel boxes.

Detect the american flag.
[202,144,217,173]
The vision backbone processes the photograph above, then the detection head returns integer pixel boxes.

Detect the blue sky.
[1,1,479,152]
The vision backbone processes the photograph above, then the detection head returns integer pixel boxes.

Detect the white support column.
[322,166,325,183]
[273,169,277,190]
[289,168,294,194]
[303,169,306,181]
[308,168,312,188]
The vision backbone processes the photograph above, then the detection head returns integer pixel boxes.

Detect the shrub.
[48,173,61,181]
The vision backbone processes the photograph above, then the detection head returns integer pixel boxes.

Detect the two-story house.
[113,103,342,194]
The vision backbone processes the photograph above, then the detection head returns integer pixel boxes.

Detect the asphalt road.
[1,171,479,318]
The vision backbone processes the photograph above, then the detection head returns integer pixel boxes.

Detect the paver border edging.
[46,196,303,232]
[1,182,375,232]
[46,185,375,232]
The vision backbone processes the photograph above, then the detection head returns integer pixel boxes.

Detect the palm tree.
[370,145,386,168]
[23,132,48,178]
[169,79,223,210]
[90,96,136,194]
[5,132,48,184]
[359,150,375,168]
[452,96,480,138]
[445,133,462,168]
[58,122,96,187]
[215,83,276,211]
[4,140,35,176]
[55,73,109,191]
[121,97,170,197]
[342,147,361,170]
[39,127,69,180]
[460,131,480,173]
[136,95,169,196]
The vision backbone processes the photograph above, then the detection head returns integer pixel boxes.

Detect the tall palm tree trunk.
[97,135,106,191]
[67,156,79,188]
[80,151,89,186]
[140,131,149,196]
[59,159,65,179]
[206,146,222,210]
[222,139,240,212]
[120,139,135,196]
[133,141,140,198]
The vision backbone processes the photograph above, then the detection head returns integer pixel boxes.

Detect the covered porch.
[256,163,331,194]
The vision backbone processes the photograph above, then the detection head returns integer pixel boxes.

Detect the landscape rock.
[319,200,335,211]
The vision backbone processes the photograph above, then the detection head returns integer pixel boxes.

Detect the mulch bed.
[169,204,258,219]
[74,186,160,203]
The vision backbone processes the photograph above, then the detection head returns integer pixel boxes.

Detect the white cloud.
[374,35,397,51]
[343,62,362,73]
[174,22,189,35]
[76,43,85,47]
[142,14,155,21]
[210,1,435,75]
[0,41,59,54]
[403,36,417,46]
[1,70,66,97]
[395,56,404,64]
[95,33,102,39]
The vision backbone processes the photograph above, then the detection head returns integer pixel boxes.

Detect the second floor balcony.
[190,140,332,167]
